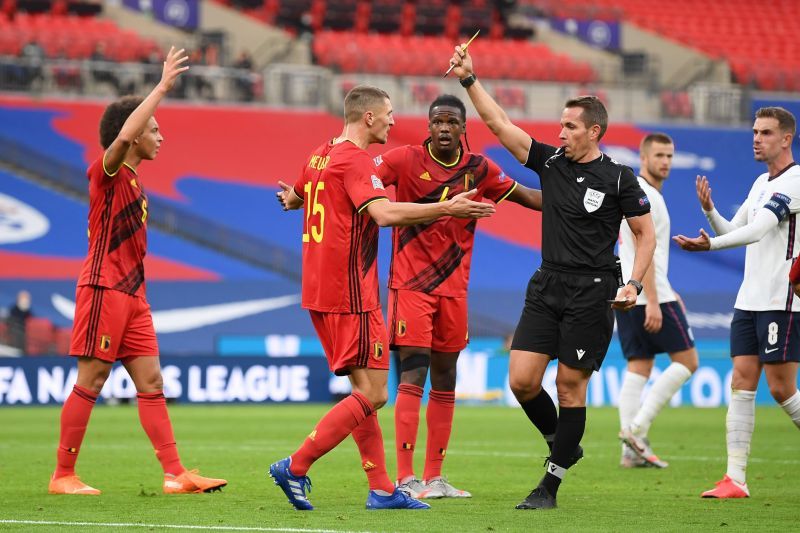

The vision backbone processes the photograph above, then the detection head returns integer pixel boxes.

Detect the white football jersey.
[734,164,800,311]
[618,177,676,305]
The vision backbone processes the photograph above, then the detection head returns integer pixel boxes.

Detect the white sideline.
[0,520,373,533]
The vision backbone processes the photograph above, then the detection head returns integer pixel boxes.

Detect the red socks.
[290,391,373,476]
[395,384,423,481]
[423,389,455,481]
[137,391,184,476]
[54,385,98,479]
[351,412,395,493]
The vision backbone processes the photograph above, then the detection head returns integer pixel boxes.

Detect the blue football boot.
[269,457,313,511]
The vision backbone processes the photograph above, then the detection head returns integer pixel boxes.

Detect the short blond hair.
[344,85,390,123]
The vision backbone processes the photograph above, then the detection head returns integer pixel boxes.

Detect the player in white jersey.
[674,107,800,499]
[616,134,698,469]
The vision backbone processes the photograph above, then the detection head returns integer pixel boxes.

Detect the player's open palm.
[448,189,495,218]
[696,175,714,211]
[159,46,190,92]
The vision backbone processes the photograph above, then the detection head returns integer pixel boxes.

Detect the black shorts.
[511,267,617,371]
[615,301,695,360]
[730,309,800,363]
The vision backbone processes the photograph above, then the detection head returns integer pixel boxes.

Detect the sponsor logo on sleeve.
[371,175,385,190]
[639,196,650,206]
[374,155,383,166]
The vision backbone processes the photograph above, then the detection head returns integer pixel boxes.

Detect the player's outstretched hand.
[449,47,474,81]
[610,284,638,311]
[446,189,495,219]
[159,46,190,92]
[696,175,714,211]
[672,228,711,252]
[276,180,302,211]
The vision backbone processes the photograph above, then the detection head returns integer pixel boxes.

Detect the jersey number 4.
[303,182,325,243]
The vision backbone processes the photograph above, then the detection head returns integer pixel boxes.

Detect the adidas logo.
[419,171,431,181]
[576,349,585,360]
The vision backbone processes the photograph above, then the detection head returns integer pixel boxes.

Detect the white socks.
[726,389,756,485]
[780,390,800,429]
[618,371,647,430]
[631,363,693,436]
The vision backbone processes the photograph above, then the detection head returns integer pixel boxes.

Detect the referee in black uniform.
[449,47,656,509]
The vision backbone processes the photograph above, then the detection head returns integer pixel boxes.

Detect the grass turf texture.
[0,404,796,532]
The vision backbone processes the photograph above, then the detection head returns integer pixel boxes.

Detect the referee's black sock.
[519,389,558,449]
[541,406,586,497]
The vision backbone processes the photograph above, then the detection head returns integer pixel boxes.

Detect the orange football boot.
[163,469,227,494]
[48,475,101,495]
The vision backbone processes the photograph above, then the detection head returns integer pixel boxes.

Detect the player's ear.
[365,111,374,127]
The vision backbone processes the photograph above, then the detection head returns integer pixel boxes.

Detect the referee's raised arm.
[448,47,532,164]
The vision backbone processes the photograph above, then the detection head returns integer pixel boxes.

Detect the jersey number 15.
[303,182,325,243]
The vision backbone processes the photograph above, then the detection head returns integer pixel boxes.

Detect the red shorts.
[309,308,390,375]
[388,288,469,352]
[69,285,159,362]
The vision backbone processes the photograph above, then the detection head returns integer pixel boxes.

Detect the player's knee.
[136,372,163,393]
[367,390,388,410]
[509,376,540,400]
[768,381,794,403]
[430,367,457,391]
[399,353,430,387]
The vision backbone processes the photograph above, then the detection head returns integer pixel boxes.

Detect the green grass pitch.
[0,403,796,532]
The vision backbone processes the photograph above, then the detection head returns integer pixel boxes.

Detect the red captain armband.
[790,256,800,284]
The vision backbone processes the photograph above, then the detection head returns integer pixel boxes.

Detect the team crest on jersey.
[464,172,474,189]
[419,171,431,181]
[371,174,385,190]
[373,342,384,360]
[583,188,605,213]
[99,334,112,352]
[397,320,407,337]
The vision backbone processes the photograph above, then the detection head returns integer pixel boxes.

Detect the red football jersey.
[293,140,388,313]
[77,158,149,297]
[376,143,517,297]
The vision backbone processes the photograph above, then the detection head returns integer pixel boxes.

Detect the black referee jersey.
[524,138,651,272]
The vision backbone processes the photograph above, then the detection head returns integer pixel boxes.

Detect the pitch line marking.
[0,520,374,533]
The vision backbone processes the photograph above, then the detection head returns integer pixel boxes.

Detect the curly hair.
[429,94,467,122]
[98,95,144,149]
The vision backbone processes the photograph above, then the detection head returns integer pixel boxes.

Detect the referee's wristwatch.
[626,279,643,295]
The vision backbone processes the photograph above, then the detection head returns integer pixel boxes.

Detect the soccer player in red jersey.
[271,85,495,511]
[375,94,542,498]
[48,47,226,496]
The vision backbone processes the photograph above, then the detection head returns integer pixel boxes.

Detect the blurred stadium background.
[1,0,798,407]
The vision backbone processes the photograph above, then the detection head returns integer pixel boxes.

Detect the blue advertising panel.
[550,18,621,51]
[122,0,199,30]
[0,356,331,406]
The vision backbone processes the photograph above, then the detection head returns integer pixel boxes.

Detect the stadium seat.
[547,0,800,91]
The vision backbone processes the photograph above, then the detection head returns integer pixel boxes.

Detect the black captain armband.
[459,74,477,88]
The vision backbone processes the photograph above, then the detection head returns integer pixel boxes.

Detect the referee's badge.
[583,187,605,213]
